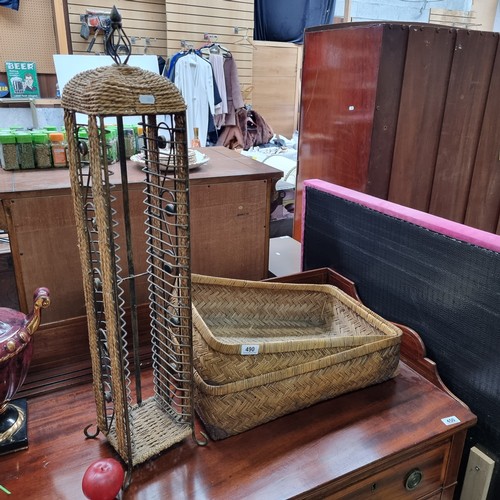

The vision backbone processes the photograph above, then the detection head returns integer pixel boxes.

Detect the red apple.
[82,458,124,500]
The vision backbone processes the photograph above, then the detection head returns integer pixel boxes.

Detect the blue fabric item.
[166,52,184,81]
[0,0,19,10]
[254,0,335,43]
[157,55,166,75]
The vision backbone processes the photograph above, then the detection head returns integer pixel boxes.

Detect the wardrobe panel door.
[429,31,498,223]
[464,38,500,233]
[388,26,455,211]
[294,24,384,239]
[367,25,408,199]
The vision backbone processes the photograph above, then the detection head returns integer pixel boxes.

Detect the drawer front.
[327,443,449,499]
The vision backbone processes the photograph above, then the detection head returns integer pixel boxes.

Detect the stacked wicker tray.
[191,274,402,440]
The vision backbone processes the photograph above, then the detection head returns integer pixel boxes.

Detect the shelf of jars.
[0,123,141,171]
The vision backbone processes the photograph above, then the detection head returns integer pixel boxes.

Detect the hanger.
[200,34,232,58]
[209,44,221,55]
[234,27,256,50]
[203,43,232,57]
[180,40,195,52]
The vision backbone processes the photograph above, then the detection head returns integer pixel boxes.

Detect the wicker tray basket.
[194,333,401,440]
[192,274,402,384]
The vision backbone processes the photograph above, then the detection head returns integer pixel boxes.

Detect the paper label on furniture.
[241,344,260,355]
[441,416,461,425]
[139,94,155,104]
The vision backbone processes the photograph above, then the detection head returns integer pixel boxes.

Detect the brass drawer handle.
[405,468,423,490]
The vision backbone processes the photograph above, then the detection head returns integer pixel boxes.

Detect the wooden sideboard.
[0,268,476,499]
[0,147,282,396]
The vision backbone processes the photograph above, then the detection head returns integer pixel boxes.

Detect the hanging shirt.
[223,56,245,126]
[209,53,228,129]
[0,0,19,10]
[173,52,215,147]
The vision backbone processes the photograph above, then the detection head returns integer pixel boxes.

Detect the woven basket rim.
[192,305,390,354]
[191,274,402,355]
[193,334,400,396]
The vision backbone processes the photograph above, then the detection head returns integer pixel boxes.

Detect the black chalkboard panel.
[302,184,500,495]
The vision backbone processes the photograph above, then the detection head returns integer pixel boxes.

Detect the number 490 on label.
[441,416,461,425]
[241,344,260,355]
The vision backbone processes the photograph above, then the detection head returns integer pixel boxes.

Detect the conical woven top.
[61,64,186,116]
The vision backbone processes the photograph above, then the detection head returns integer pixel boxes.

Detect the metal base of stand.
[0,399,28,455]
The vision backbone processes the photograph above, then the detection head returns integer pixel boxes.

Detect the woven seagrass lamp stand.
[61,7,205,485]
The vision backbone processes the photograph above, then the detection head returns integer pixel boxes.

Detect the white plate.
[130,149,209,171]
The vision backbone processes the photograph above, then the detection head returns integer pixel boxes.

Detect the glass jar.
[15,132,35,169]
[77,128,89,164]
[32,132,52,168]
[124,126,135,159]
[49,132,67,168]
[132,124,139,154]
[105,129,118,164]
[136,124,144,153]
[191,127,201,148]
[0,133,18,170]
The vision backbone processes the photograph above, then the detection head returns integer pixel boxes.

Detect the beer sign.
[5,61,40,98]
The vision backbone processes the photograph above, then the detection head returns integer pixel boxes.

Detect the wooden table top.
[0,147,282,198]
[0,360,475,500]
